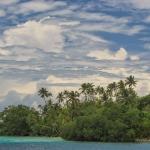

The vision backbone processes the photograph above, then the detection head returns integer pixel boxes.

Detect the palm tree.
[125,75,137,88]
[57,92,65,106]
[64,90,69,96]
[38,88,52,104]
[80,83,95,101]
[95,86,104,100]
[65,91,80,120]
[87,83,95,101]
[101,91,109,103]
[80,83,88,101]
[107,82,117,98]
[67,91,80,106]
[118,80,125,90]
[116,80,126,101]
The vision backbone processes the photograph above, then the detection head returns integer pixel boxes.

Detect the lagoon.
[0,137,149,150]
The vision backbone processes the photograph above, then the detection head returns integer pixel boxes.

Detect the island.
[0,76,150,142]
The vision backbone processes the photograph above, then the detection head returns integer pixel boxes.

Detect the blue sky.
[0,0,150,110]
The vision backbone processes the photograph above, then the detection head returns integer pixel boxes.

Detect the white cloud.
[13,81,37,95]
[45,74,118,94]
[0,47,39,61]
[0,78,37,98]
[13,1,66,14]
[78,33,109,43]
[78,23,144,36]
[0,48,11,56]
[102,67,131,77]
[59,21,80,26]
[0,20,64,53]
[45,73,150,96]
[50,9,74,17]
[75,11,145,35]
[4,77,147,111]
[87,48,128,61]
[100,66,150,95]
[104,0,150,10]
[115,48,128,60]
[87,48,140,61]
[0,9,6,17]
[18,1,51,13]
[129,55,140,61]
[130,0,150,9]
[46,75,114,85]
[0,0,18,5]
[78,12,129,24]
[137,81,150,96]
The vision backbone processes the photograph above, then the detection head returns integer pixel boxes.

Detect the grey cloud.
[0,91,42,111]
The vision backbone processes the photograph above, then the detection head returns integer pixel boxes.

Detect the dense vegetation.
[0,76,150,142]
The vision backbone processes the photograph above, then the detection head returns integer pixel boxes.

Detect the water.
[0,137,149,150]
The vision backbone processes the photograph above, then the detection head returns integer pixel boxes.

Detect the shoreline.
[0,136,150,143]
[136,139,150,143]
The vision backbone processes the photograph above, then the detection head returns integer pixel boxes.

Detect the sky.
[0,0,150,110]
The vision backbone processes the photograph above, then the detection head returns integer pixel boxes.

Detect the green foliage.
[0,76,150,142]
[0,105,39,136]
[61,103,144,142]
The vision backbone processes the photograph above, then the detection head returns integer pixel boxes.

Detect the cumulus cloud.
[0,48,11,56]
[87,48,140,61]
[0,78,37,98]
[13,81,37,95]
[0,20,64,53]
[87,48,128,61]
[0,91,42,111]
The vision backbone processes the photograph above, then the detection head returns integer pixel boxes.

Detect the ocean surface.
[0,137,149,150]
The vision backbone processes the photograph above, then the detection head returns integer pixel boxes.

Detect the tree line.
[0,75,150,142]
